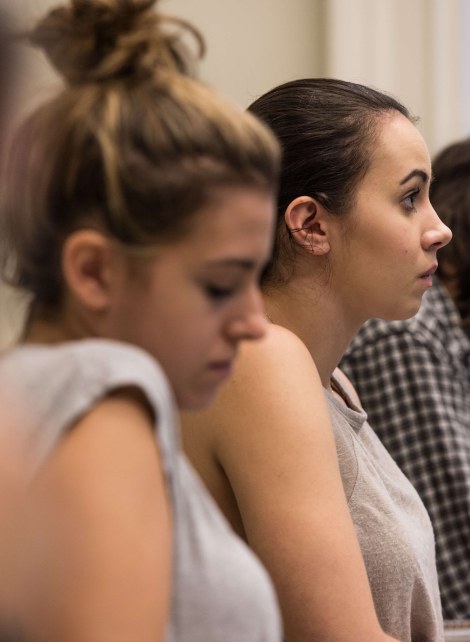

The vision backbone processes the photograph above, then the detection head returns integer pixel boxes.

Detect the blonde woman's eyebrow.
[204,258,258,270]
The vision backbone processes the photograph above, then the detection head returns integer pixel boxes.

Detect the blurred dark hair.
[0,8,14,148]
[248,78,414,288]
[430,137,470,336]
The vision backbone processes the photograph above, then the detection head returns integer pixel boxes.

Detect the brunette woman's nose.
[422,208,452,251]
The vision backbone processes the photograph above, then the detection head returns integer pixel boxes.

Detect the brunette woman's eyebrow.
[399,169,429,185]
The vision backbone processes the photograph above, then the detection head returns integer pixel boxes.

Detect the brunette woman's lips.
[418,263,437,287]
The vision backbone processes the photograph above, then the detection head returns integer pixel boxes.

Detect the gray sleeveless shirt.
[0,340,282,642]
[325,376,444,642]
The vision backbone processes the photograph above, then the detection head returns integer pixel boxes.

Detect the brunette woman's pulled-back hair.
[247,78,413,288]
[430,138,470,338]
[1,0,280,309]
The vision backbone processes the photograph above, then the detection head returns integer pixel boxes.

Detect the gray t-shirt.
[325,376,444,642]
[0,339,282,642]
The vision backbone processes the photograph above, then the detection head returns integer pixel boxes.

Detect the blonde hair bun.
[29,0,204,84]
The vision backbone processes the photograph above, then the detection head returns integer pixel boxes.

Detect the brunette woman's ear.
[284,196,331,255]
[62,230,117,312]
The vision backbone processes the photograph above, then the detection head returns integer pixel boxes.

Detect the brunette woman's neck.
[263,282,361,389]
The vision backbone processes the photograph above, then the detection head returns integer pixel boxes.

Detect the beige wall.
[162,0,325,107]
[8,0,466,148]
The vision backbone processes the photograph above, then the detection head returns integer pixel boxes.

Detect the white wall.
[324,0,463,156]
[460,0,470,139]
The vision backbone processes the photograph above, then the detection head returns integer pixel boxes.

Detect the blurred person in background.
[0,6,31,640]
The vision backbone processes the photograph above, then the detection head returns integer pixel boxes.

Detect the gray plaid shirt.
[340,282,470,620]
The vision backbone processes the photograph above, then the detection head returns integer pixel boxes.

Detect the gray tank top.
[325,376,444,642]
[0,339,282,642]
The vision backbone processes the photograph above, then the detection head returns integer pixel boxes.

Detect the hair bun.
[29,0,204,84]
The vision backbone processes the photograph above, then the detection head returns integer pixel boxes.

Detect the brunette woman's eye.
[402,188,420,212]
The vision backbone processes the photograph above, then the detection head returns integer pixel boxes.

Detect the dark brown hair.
[430,137,470,336]
[1,0,280,310]
[247,78,413,288]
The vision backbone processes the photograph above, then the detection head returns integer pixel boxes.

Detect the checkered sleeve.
[341,329,470,620]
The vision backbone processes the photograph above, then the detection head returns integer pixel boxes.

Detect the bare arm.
[21,390,172,642]
[183,325,401,642]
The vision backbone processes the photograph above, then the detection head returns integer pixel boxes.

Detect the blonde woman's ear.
[61,230,117,312]
[284,196,331,255]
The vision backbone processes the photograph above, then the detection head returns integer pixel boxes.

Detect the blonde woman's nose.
[227,289,268,343]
